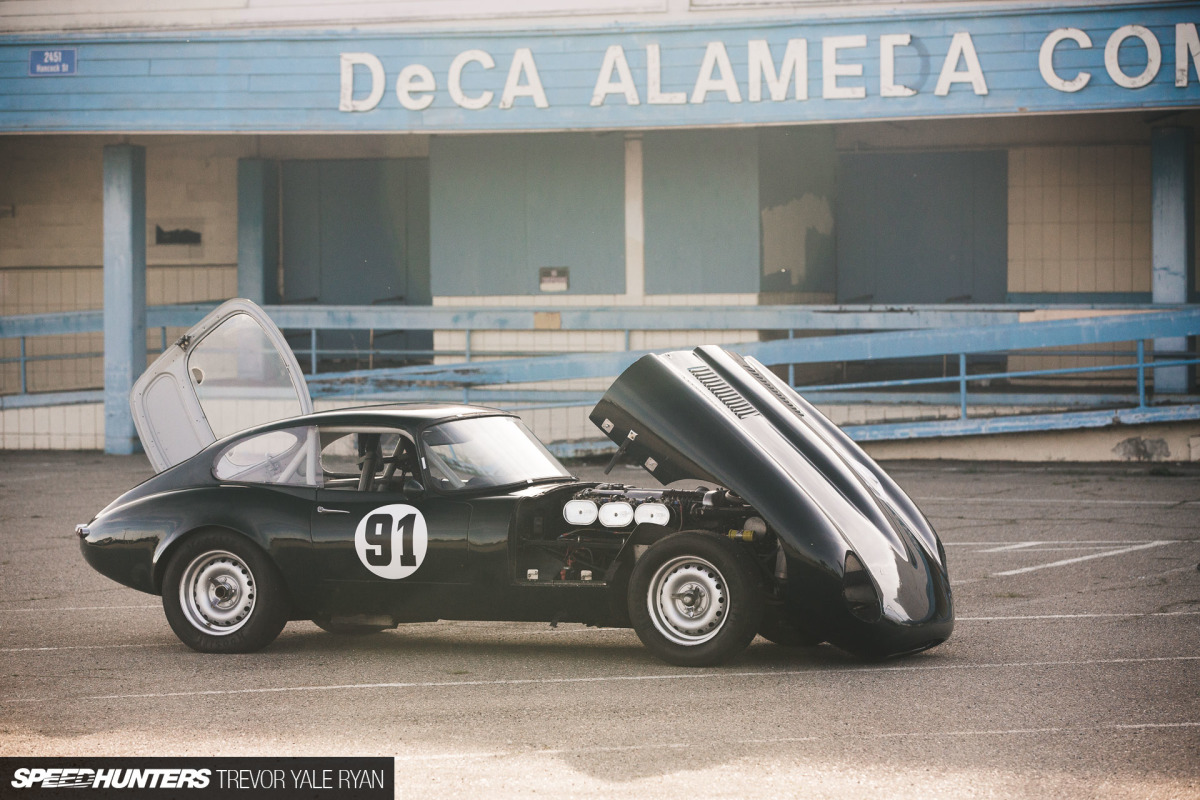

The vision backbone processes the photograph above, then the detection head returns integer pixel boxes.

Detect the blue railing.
[0,302,1026,394]
[2,303,1198,443]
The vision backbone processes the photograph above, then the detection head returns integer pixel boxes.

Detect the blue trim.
[101,144,145,456]
[1151,127,1195,393]
[0,3,1194,44]
[550,403,1200,455]
[1007,292,1153,304]
[844,404,1200,441]
[5,304,1199,446]
[309,308,1200,389]
[237,159,279,305]
[0,303,1032,337]
[2,4,1197,133]
[0,390,101,410]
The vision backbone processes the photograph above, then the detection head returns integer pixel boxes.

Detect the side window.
[319,429,418,492]
[212,426,321,487]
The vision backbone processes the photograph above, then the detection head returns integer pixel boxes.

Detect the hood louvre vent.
[689,366,759,419]
[744,363,804,417]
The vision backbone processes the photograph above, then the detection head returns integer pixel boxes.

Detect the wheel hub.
[209,575,239,608]
[648,556,728,646]
[670,582,710,618]
[179,550,256,636]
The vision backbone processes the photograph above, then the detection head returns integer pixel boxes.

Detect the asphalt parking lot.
[1,452,1197,799]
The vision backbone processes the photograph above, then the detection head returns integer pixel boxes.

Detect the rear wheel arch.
[160,528,292,653]
[153,525,278,597]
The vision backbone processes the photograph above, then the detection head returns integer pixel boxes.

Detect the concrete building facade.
[1,0,1197,453]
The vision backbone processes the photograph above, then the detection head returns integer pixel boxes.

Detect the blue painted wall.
[429,133,625,296]
[758,126,837,295]
[1,4,1197,132]
[837,150,1008,304]
[644,129,760,295]
[280,158,432,354]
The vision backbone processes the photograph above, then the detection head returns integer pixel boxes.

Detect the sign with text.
[27,48,76,76]
[1,757,393,799]
[2,4,1197,131]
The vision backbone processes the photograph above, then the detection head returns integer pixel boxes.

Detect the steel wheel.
[179,550,256,636]
[647,555,728,646]
[628,532,763,667]
[162,530,289,653]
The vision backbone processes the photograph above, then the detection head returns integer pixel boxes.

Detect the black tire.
[162,530,290,653]
[627,532,764,667]
[312,617,390,636]
[758,609,823,647]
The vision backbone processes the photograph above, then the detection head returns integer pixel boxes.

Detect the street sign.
[28,48,77,76]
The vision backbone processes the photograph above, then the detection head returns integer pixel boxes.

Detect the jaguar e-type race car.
[78,299,953,666]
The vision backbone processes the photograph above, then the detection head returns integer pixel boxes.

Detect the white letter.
[1105,25,1161,89]
[591,45,640,106]
[880,33,916,97]
[339,53,384,112]
[500,48,549,109]
[691,41,742,103]
[1039,28,1092,92]
[647,44,686,104]
[1177,23,1200,86]
[823,35,866,99]
[748,39,807,102]
[396,64,436,111]
[448,49,495,110]
[935,32,988,96]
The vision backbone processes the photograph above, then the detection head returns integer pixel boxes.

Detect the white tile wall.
[1008,145,1152,295]
[0,403,103,450]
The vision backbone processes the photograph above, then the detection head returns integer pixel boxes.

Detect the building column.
[624,135,644,302]
[102,144,147,455]
[1150,127,1195,393]
[237,159,280,304]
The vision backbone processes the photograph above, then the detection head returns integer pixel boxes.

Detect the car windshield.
[420,416,570,492]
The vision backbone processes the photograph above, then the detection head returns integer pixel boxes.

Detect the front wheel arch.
[627,531,764,667]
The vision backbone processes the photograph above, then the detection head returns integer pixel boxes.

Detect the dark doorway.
[836,151,1007,304]
[281,159,431,369]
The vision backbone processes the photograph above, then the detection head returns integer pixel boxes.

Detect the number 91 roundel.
[354,504,429,579]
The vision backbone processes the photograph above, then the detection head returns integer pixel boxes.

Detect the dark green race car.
[78,300,953,666]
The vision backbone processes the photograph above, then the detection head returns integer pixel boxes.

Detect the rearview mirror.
[403,478,425,500]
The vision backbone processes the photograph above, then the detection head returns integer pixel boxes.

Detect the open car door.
[130,298,313,473]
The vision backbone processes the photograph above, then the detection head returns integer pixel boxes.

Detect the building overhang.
[2,3,1198,135]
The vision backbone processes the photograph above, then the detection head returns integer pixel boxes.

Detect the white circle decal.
[354,504,428,579]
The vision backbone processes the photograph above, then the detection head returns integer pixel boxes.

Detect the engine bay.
[513,483,784,588]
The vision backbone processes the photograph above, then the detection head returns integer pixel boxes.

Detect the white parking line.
[958,611,1200,621]
[978,541,1045,553]
[917,496,1200,507]
[988,546,1143,552]
[993,540,1171,577]
[944,539,1193,546]
[3,655,1196,704]
[392,721,1200,762]
[0,643,175,654]
[2,605,159,613]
